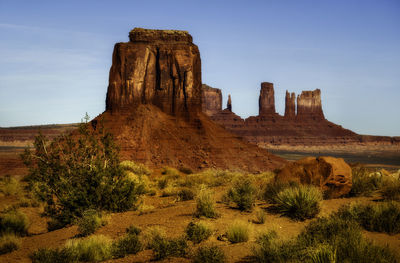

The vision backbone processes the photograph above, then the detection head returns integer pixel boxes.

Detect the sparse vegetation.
[21,119,145,229]
[0,175,21,196]
[65,235,113,262]
[226,221,250,243]
[263,181,298,203]
[193,245,225,263]
[0,234,20,255]
[336,201,400,234]
[112,231,142,258]
[194,187,218,218]
[177,187,195,201]
[0,209,29,236]
[185,221,212,244]
[255,208,266,224]
[227,175,256,211]
[381,178,400,201]
[77,210,108,236]
[150,235,187,260]
[120,160,151,176]
[349,165,382,196]
[272,184,322,220]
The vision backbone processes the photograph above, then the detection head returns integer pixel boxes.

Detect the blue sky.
[0,0,399,136]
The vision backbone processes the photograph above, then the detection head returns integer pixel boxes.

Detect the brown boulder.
[275,156,352,198]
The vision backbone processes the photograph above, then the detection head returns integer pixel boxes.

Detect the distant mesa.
[201,83,399,147]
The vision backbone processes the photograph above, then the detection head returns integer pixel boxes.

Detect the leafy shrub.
[161,186,179,197]
[0,210,29,236]
[226,221,250,243]
[349,166,382,196]
[195,187,218,218]
[0,175,21,196]
[21,120,145,228]
[112,232,142,258]
[185,221,212,244]
[150,235,187,260]
[77,210,107,236]
[273,185,322,220]
[126,225,141,235]
[157,177,169,190]
[65,235,113,262]
[179,169,235,188]
[308,244,337,263]
[30,247,74,263]
[255,208,266,224]
[263,181,298,203]
[227,176,256,211]
[141,226,166,249]
[120,160,151,176]
[193,245,225,263]
[336,201,400,234]
[381,179,400,201]
[161,167,180,178]
[0,234,20,255]
[177,187,195,201]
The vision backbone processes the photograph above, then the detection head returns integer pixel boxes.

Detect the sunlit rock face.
[296,89,325,120]
[259,82,276,116]
[106,28,202,117]
[201,84,222,116]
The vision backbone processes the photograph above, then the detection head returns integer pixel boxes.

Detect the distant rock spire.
[227,94,232,112]
[284,90,296,119]
[296,89,325,120]
[259,82,276,115]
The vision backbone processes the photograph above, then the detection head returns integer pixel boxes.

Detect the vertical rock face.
[284,90,296,118]
[106,28,202,117]
[296,89,325,119]
[259,82,276,115]
[201,84,222,116]
[227,94,232,111]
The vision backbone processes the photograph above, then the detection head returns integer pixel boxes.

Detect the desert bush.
[308,244,337,263]
[177,187,195,201]
[120,160,151,176]
[255,208,266,224]
[195,187,218,218]
[185,221,212,244]
[227,176,256,211]
[0,175,21,196]
[0,209,29,236]
[349,166,382,197]
[157,177,169,190]
[263,181,298,203]
[381,178,400,201]
[161,186,179,197]
[77,210,107,236]
[30,247,74,263]
[193,245,226,263]
[112,232,142,258]
[226,221,250,243]
[179,169,235,188]
[141,226,166,249]
[273,184,322,220]
[21,119,145,229]
[65,235,113,262]
[336,201,400,234]
[161,167,180,178]
[150,235,187,260]
[126,224,141,235]
[0,234,20,255]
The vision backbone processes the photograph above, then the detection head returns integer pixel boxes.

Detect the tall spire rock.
[284,90,296,118]
[227,94,232,112]
[259,82,276,115]
[296,89,325,119]
[201,84,222,116]
[106,28,202,117]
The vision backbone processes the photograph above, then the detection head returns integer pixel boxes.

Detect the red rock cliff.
[284,90,296,119]
[259,82,276,115]
[296,89,325,120]
[201,84,222,116]
[106,28,202,117]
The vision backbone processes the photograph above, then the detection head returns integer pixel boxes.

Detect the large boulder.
[275,156,352,198]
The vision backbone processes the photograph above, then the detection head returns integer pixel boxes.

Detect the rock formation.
[227,95,232,111]
[296,89,325,120]
[275,156,352,198]
[201,84,222,116]
[95,28,286,172]
[106,28,202,117]
[284,91,296,119]
[259,82,276,115]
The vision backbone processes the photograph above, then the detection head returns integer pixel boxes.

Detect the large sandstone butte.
[202,83,400,147]
[92,28,285,172]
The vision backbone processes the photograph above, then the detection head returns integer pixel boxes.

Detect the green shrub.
[161,167,180,178]
[160,186,179,197]
[273,185,322,220]
[185,221,212,244]
[308,244,337,263]
[349,165,382,196]
[141,226,166,249]
[0,210,29,236]
[126,225,141,235]
[195,187,218,218]
[255,208,266,224]
[77,210,107,236]
[193,245,225,263]
[336,201,400,234]
[179,169,235,188]
[177,187,195,201]
[65,235,112,262]
[0,175,21,196]
[227,176,256,211]
[381,179,400,201]
[0,234,20,255]
[112,232,142,258]
[150,235,187,260]
[30,247,75,263]
[226,221,250,243]
[21,120,145,228]
[120,160,151,176]
[157,178,169,190]
[263,181,298,203]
